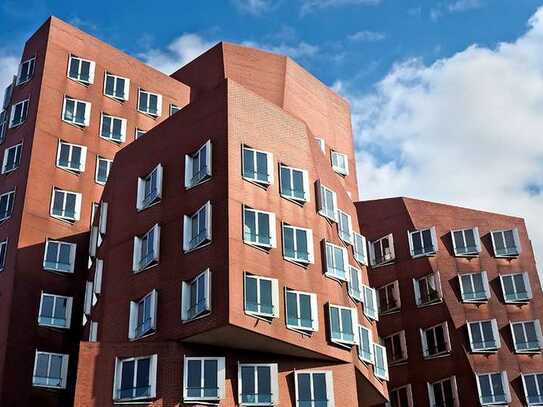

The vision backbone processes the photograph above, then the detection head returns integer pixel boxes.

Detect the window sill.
[283,256,312,268]
[183,240,212,255]
[67,76,92,87]
[243,241,273,252]
[185,176,212,191]
[129,330,156,342]
[380,308,401,316]
[279,193,308,206]
[132,262,158,274]
[137,109,161,120]
[136,199,161,213]
[182,310,211,324]
[411,252,437,259]
[423,351,451,360]
[113,397,156,405]
[416,299,443,309]
[61,118,88,129]
[286,325,316,336]
[245,311,275,323]
[242,176,272,190]
[370,261,395,269]
[99,135,125,146]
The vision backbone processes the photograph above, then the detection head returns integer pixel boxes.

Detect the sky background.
[1,0,543,265]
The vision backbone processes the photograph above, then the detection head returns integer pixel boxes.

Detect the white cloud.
[0,52,18,95]
[300,0,381,15]
[231,0,278,15]
[448,0,483,12]
[348,30,386,42]
[242,40,319,59]
[337,7,543,267]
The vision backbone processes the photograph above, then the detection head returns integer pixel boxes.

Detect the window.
[3,81,14,110]
[324,242,348,281]
[374,343,389,380]
[522,373,543,406]
[491,228,521,257]
[378,281,401,315]
[89,225,99,257]
[369,234,395,266]
[62,96,91,127]
[0,239,7,271]
[347,265,363,302]
[136,164,163,211]
[17,57,35,85]
[43,240,76,273]
[103,72,129,101]
[242,146,273,185]
[244,273,279,319]
[408,227,438,257]
[316,181,338,222]
[50,188,82,222]
[99,201,108,235]
[38,292,73,329]
[280,164,310,202]
[9,99,29,128]
[511,320,543,353]
[89,321,98,342]
[459,271,490,303]
[132,224,160,272]
[95,156,112,185]
[384,331,408,365]
[420,322,451,358]
[32,351,69,389]
[476,372,510,405]
[294,371,335,407]
[337,210,353,244]
[500,272,532,303]
[427,376,458,407]
[183,201,212,252]
[113,355,157,401]
[451,227,480,256]
[363,285,379,321]
[388,384,413,407]
[2,142,22,173]
[93,258,103,295]
[0,190,15,221]
[170,104,181,115]
[0,110,7,143]
[100,113,127,142]
[183,356,225,401]
[67,55,95,84]
[413,272,442,306]
[243,207,276,249]
[56,141,87,172]
[238,363,278,405]
[329,304,358,346]
[315,137,325,153]
[467,320,501,352]
[331,150,348,175]
[353,232,368,265]
[129,289,158,340]
[282,224,314,264]
[184,140,212,189]
[358,326,374,364]
[181,269,211,321]
[135,128,146,139]
[138,89,162,117]
[285,288,318,332]
[83,281,93,315]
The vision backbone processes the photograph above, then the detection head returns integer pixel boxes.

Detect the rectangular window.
[378,281,401,315]
[408,226,438,257]
[238,363,278,405]
[329,304,358,346]
[338,210,353,244]
[374,343,389,380]
[317,181,338,222]
[420,322,451,358]
[181,269,211,321]
[348,265,363,302]
[93,258,103,295]
[38,292,73,329]
[294,371,334,407]
[50,187,82,222]
[324,242,348,281]
[500,272,532,303]
[135,128,146,139]
[99,201,108,235]
[451,227,480,256]
[43,239,76,273]
[132,224,160,272]
[113,355,157,401]
[491,228,521,257]
[56,141,86,172]
[100,113,127,142]
[2,142,22,173]
[3,81,14,110]
[369,234,395,266]
[331,150,348,175]
[104,72,130,101]
[95,156,112,185]
[83,280,93,315]
[0,110,7,143]
[468,319,501,352]
[280,164,310,202]
[522,373,543,406]
[0,190,15,221]
[459,271,490,303]
[136,164,163,211]
[89,321,98,342]
[353,232,368,265]
[17,57,36,85]
[138,89,162,117]
[427,376,458,407]
[282,224,314,264]
[62,96,91,127]
[0,239,7,271]
[315,137,325,153]
[244,273,279,319]
[32,351,69,389]
[285,288,319,332]
[358,325,374,364]
[184,140,212,189]
[385,331,408,365]
[129,289,158,340]
[389,384,413,407]
[476,372,510,405]
[363,285,379,321]
[243,206,276,249]
[511,320,543,353]
[413,272,442,306]
[242,146,273,185]
[67,55,95,84]
[9,99,29,128]
[183,356,225,401]
[170,104,181,115]
[183,201,212,252]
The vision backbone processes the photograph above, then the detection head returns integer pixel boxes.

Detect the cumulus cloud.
[300,0,381,15]
[242,40,319,59]
[348,30,386,42]
[231,0,279,15]
[0,52,18,95]
[337,7,543,266]
[448,0,483,12]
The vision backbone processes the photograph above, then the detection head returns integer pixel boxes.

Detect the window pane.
[241,366,255,402]
[313,373,327,403]
[243,149,254,179]
[41,295,54,319]
[284,227,295,258]
[257,366,271,402]
[296,229,308,260]
[135,358,150,397]
[260,279,273,314]
[187,360,201,398]
[203,359,218,397]
[256,151,268,182]
[245,277,258,313]
[286,292,297,326]
[297,373,312,404]
[299,294,312,328]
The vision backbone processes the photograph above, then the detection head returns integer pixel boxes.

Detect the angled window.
[243,206,276,249]
[522,373,543,406]
[369,233,395,266]
[9,99,29,128]
[476,372,510,405]
[50,187,82,222]
[56,141,87,172]
[89,321,98,342]
[95,156,112,185]
[135,128,146,139]
[83,281,93,315]
[331,150,348,175]
[113,354,157,402]
[358,325,374,364]
[183,201,212,252]
[185,140,212,189]
[62,96,91,127]
[316,181,338,222]
[413,272,442,307]
[459,271,490,303]
[104,72,130,101]
[378,281,401,315]
[374,343,389,381]
[32,351,69,389]
[93,258,103,295]
[244,273,279,320]
[132,224,160,272]
[324,241,348,281]
[238,363,278,406]
[170,104,181,115]
[294,370,334,407]
[67,55,95,84]
[0,190,15,221]
[0,239,7,271]
[128,289,158,340]
[348,265,363,302]
[282,224,314,264]
[385,330,408,365]
[511,320,543,353]
[3,80,14,110]
[363,285,379,321]
[451,227,480,256]
[2,142,22,173]
[181,269,211,321]
[420,321,451,358]
[100,113,127,143]
[491,228,521,257]
[280,164,310,202]
[329,304,358,346]
[242,146,273,185]
[0,110,8,143]
[389,384,413,407]
[315,137,325,153]
[467,319,500,352]
[408,226,438,258]
[427,376,458,407]
[99,201,108,235]
[353,232,368,265]
[285,288,318,332]
[136,164,163,211]
[38,292,72,329]
[138,88,162,117]
[500,272,532,303]
[183,356,225,402]
[338,210,353,245]
[17,57,36,85]
[43,240,76,273]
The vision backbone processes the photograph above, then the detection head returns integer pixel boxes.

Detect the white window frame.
[279,163,310,203]
[93,258,103,295]
[62,96,91,127]
[384,330,408,365]
[282,224,314,265]
[373,343,389,381]
[183,201,212,253]
[185,140,212,189]
[244,273,279,320]
[413,271,443,307]
[337,210,353,245]
[237,363,279,406]
[331,150,348,175]
[181,269,212,322]
[427,376,459,407]
[369,233,395,266]
[135,128,146,139]
[0,238,7,272]
[315,137,325,153]
[67,54,95,84]
[8,98,29,128]
[491,228,521,257]
[353,232,368,265]
[324,241,348,281]
[242,145,274,186]
[408,226,438,258]
[388,384,414,407]
[510,320,543,353]
[294,370,335,407]
[50,187,82,222]
[476,372,511,405]
[132,224,160,273]
[451,227,481,256]
[32,351,69,389]
[136,164,163,211]
[378,280,401,315]
[128,289,158,340]
[183,356,225,402]
[316,181,338,222]
[38,292,73,329]
[285,288,319,333]
[2,142,22,174]
[467,319,501,353]
[328,304,359,347]
[43,239,77,274]
[99,201,108,235]
[243,206,276,249]
[362,285,379,321]
[500,272,533,303]
[0,189,15,222]
[16,56,36,85]
[420,321,451,358]
[99,113,127,143]
[95,156,112,185]
[358,325,374,364]
[459,271,490,303]
[113,354,157,402]
[103,72,130,101]
[522,373,543,406]
[137,88,162,117]
[170,104,181,115]
[56,140,87,173]
[347,265,363,302]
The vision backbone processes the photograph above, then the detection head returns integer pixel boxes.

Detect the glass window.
[511,320,543,353]
[491,228,521,257]
[329,304,357,346]
[280,164,309,202]
[317,182,338,222]
[324,242,348,281]
[331,151,348,175]
[0,110,8,143]
[104,72,130,101]
[338,210,353,244]
[348,265,363,302]
[185,140,212,189]
[136,164,163,210]
[0,239,7,271]
[62,96,91,127]
[238,363,278,405]
[50,188,81,222]
[476,372,510,405]
[183,357,225,401]
[135,128,146,139]
[363,285,379,321]
[428,376,458,407]
[389,384,413,407]
[459,271,490,303]
[285,288,318,332]
[243,207,275,249]
[138,89,162,117]
[242,146,273,185]
[129,290,157,340]
[369,234,395,266]
[468,320,500,352]
[114,355,157,401]
[32,351,69,389]
[17,57,36,85]
[358,326,374,364]
[183,202,212,252]
[315,137,325,153]
[9,99,29,128]
[294,371,334,407]
[374,343,389,380]
[95,156,112,185]
[451,227,480,256]
[413,272,442,306]
[67,55,95,84]
[522,373,543,406]
[181,269,211,321]
[38,292,72,329]
[378,281,401,315]
[56,141,86,172]
[283,224,313,264]
[2,142,22,173]
[43,240,76,273]
[500,273,532,303]
[100,113,126,142]
[132,224,160,272]
[353,232,368,265]
[170,104,181,115]
[408,227,437,257]
[421,322,450,358]
[384,331,408,365]
[0,190,15,221]
[244,274,278,319]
